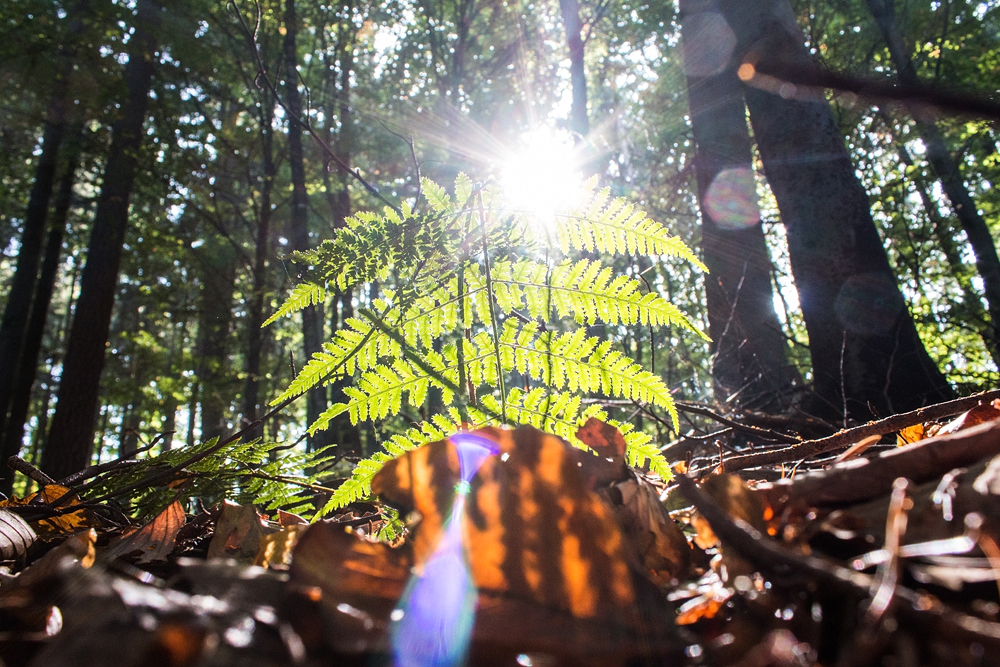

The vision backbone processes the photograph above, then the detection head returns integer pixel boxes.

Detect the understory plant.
[267,174,708,516]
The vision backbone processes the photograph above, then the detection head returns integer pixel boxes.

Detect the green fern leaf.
[263,282,326,326]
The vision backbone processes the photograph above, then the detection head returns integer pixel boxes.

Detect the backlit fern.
[268,175,707,512]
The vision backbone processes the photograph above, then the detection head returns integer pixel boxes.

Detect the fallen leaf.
[0,508,36,561]
[609,477,691,584]
[372,425,639,620]
[897,423,926,446]
[104,500,185,563]
[937,399,1000,436]
[0,484,98,537]
[207,501,274,563]
[576,417,628,458]
[276,509,308,526]
[254,523,309,568]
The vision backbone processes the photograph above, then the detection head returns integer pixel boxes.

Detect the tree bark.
[680,0,798,412]
[0,83,69,461]
[242,94,276,441]
[283,0,328,451]
[865,0,1000,364]
[0,124,83,490]
[558,0,589,137]
[41,0,160,479]
[195,235,237,444]
[717,0,953,420]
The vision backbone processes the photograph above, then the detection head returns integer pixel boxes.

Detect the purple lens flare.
[390,432,500,667]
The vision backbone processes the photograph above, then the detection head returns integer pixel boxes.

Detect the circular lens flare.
[500,128,585,222]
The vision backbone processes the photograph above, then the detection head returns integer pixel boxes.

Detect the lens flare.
[500,128,585,222]
[391,433,499,667]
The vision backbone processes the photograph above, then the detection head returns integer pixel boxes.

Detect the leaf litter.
[0,397,999,666]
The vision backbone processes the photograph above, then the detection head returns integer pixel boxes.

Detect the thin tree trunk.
[0,84,69,463]
[326,7,362,455]
[195,235,237,444]
[718,0,953,420]
[242,97,276,441]
[41,0,160,479]
[0,124,83,486]
[558,0,589,137]
[895,139,997,365]
[866,0,1000,363]
[680,0,798,412]
[283,0,328,451]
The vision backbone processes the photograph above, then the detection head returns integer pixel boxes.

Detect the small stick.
[6,455,56,487]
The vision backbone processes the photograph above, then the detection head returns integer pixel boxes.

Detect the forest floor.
[2,392,1000,667]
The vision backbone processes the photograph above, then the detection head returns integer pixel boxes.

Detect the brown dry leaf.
[104,500,185,563]
[254,523,309,568]
[576,417,628,458]
[0,484,98,537]
[692,474,769,549]
[372,425,640,621]
[0,508,36,560]
[611,477,691,584]
[897,423,926,446]
[276,509,308,526]
[206,500,274,562]
[938,399,1000,436]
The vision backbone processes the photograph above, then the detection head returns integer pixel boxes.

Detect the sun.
[499,128,587,222]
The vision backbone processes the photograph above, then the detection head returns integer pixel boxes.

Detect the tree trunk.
[865,0,1000,363]
[242,96,276,441]
[283,0,328,451]
[0,124,83,490]
[325,8,362,455]
[680,0,798,412]
[0,85,69,463]
[195,235,237,444]
[718,0,953,420]
[41,0,160,479]
[558,0,589,137]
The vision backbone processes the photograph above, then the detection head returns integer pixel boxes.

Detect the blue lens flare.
[391,433,500,667]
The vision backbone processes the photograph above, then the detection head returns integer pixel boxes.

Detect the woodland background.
[1,0,998,494]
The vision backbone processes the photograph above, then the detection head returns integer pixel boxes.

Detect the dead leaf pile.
[1,400,1000,667]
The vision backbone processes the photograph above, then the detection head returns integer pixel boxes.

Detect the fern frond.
[469,387,606,448]
[318,408,465,516]
[497,321,678,427]
[263,282,325,326]
[556,189,707,271]
[492,258,707,336]
[271,317,398,405]
[611,421,673,481]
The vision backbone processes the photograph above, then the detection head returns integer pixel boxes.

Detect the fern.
[269,174,707,514]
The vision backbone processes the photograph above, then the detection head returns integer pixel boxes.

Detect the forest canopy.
[0,0,998,497]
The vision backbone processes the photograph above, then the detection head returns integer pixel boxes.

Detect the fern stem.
[358,307,503,423]
[456,262,468,408]
[477,191,507,424]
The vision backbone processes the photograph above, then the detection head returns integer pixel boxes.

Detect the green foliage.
[271,175,705,511]
[80,437,334,520]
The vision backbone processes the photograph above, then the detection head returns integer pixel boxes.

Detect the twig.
[674,401,801,444]
[6,456,56,487]
[722,389,1000,471]
[747,57,1000,121]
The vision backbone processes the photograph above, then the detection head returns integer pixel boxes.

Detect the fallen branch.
[722,389,1000,472]
[755,419,1000,508]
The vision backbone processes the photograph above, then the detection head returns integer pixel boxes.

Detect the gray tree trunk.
[681,0,799,412]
